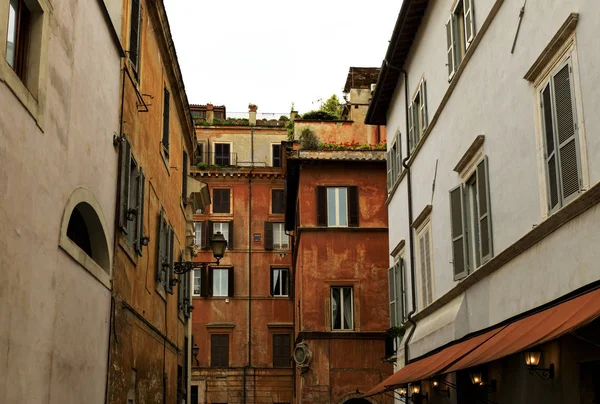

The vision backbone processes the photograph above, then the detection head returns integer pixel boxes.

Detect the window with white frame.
[212,268,229,297]
[386,133,402,191]
[388,256,406,327]
[539,58,581,212]
[446,0,475,79]
[273,223,289,250]
[450,157,493,280]
[194,222,202,247]
[192,269,201,296]
[317,186,359,227]
[331,286,353,330]
[408,79,428,152]
[327,187,348,227]
[416,220,434,309]
[213,222,229,247]
[271,267,289,297]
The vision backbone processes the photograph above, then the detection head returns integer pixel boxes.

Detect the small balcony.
[195,152,238,168]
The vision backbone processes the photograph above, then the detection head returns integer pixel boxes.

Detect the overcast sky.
[164,0,400,115]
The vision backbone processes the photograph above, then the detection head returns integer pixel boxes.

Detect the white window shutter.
[476,157,493,263]
[464,0,475,45]
[424,229,433,306]
[541,83,560,211]
[408,104,415,152]
[388,267,397,327]
[420,80,428,131]
[395,260,403,324]
[386,151,393,190]
[446,16,456,79]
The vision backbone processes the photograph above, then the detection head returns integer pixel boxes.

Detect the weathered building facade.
[0,0,122,402]
[106,0,197,402]
[366,1,600,403]
[189,112,294,403]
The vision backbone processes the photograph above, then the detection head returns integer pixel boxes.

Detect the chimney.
[290,110,298,121]
[206,103,214,124]
[248,104,257,126]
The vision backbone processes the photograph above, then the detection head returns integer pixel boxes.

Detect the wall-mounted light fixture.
[398,386,407,396]
[410,383,428,402]
[173,232,227,274]
[431,379,450,398]
[524,350,554,379]
[192,343,199,366]
[470,371,483,386]
[469,369,497,393]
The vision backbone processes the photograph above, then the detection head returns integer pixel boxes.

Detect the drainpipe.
[245,125,255,403]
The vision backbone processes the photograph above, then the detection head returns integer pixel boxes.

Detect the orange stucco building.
[189,115,295,403]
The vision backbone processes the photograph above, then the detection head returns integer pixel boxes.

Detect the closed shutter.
[476,157,493,263]
[464,0,475,45]
[211,334,229,367]
[395,260,404,323]
[420,80,428,131]
[129,0,140,72]
[135,169,145,255]
[541,83,560,210]
[388,266,397,327]
[119,138,132,232]
[386,151,393,190]
[449,185,468,279]
[227,220,233,249]
[162,88,170,153]
[207,220,214,243]
[207,268,214,297]
[167,226,175,294]
[419,229,433,307]
[553,62,581,204]
[201,266,209,297]
[272,190,285,214]
[273,334,291,367]
[395,142,402,181]
[200,221,208,249]
[227,267,234,297]
[157,210,167,285]
[408,104,415,152]
[348,186,359,227]
[446,16,457,79]
[182,151,188,206]
[178,252,184,313]
[316,186,327,226]
[264,222,274,250]
[272,144,282,168]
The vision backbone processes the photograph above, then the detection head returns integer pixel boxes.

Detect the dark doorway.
[580,360,600,404]
[344,399,371,404]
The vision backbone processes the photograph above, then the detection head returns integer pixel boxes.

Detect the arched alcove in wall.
[59,187,112,289]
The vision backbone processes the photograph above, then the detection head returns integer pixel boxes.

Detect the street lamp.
[173,232,228,274]
[192,344,199,366]
[524,350,554,379]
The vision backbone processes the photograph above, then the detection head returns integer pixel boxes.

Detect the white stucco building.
[0,0,123,402]
[365,1,600,403]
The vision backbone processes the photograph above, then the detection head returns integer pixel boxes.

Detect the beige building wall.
[0,0,122,402]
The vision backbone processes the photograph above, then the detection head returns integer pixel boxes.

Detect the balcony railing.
[195,152,238,167]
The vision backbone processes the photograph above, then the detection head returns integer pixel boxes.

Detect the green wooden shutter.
[388,266,397,327]
[316,186,327,226]
[553,61,581,204]
[167,226,174,294]
[348,186,359,227]
[135,169,145,255]
[178,251,184,313]
[450,185,468,280]
[162,88,170,153]
[476,157,493,263]
[182,151,188,206]
[129,0,141,72]
[541,83,560,211]
[264,222,274,250]
[157,210,166,284]
[464,0,475,45]
[119,138,132,233]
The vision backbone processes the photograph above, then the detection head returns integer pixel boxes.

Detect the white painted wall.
[386,0,600,359]
[0,0,121,402]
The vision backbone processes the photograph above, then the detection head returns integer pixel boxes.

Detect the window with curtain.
[271,268,289,297]
[331,286,353,330]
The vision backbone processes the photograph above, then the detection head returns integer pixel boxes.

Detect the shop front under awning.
[365,287,600,397]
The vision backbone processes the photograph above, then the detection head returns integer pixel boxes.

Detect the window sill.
[59,238,112,290]
[0,61,44,130]
[160,146,170,175]
[156,283,167,301]
[118,234,139,266]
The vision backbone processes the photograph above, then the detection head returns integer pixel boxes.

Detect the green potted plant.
[248,103,258,112]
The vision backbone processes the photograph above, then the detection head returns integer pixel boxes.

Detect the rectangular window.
[272,144,282,168]
[272,189,285,214]
[272,334,291,367]
[129,0,141,76]
[178,266,190,317]
[212,268,228,297]
[331,286,353,330]
[213,189,231,214]
[540,59,581,212]
[210,334,229,367]
[192,269,201,296]
[449,157,493,280]
[388,257,407,327]
[327,187,347,227]
[416,221,434,308]
[446,0,476,79]
[156,211,168,288]
[162,87,170,155]
[273,223,289,250]
[191,385,199,404]
[194,222,202,247]
[6,0,30,80]
[408,80,428,152]
[317,186,359,227]
[214,143,231,166]
[213,222,229,246]
[271,268,289,297]
[386,137,402,191]
[119,138,145,254]
[197,143,205,164]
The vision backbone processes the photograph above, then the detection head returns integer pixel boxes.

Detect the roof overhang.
[365,0,430,125]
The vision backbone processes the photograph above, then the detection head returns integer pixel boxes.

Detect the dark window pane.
[213,189,231,213]
[273,334,291,367]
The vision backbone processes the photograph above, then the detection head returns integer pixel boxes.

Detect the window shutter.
[270,268,274,296]
[289,269,294,299]
[129,0,140,71]
[207,268,214,297]
[464,0,475,45]
[227,268,234,297]
[178,252,184,312]
[157,210,166,284]
[408,104,415,152]
[420,80,428,130]
[119,138,132,233]
[200,221,208,249]
[182,151,188,206]
[541,84,560,211]
[162,88,170,152]
[167,226,175,294]
[316,186,327,226]
[227,220,234,249]
[446,16,456,79]
[388,266,397,327]
[201,266,209,297]
[183,272,191,318]
[386,151,392,190]
[135,168,145,255]
[476,157,494,263]
[264,222,274,250]
[422,229,433,306]
[207,220,214,242]
[449,185,468,279]
[553,62,581,204]
[395,142,402,181]
[395,260,404,323]
[348,186,359,227]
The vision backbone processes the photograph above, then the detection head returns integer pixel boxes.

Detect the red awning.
[365,287,600,397]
